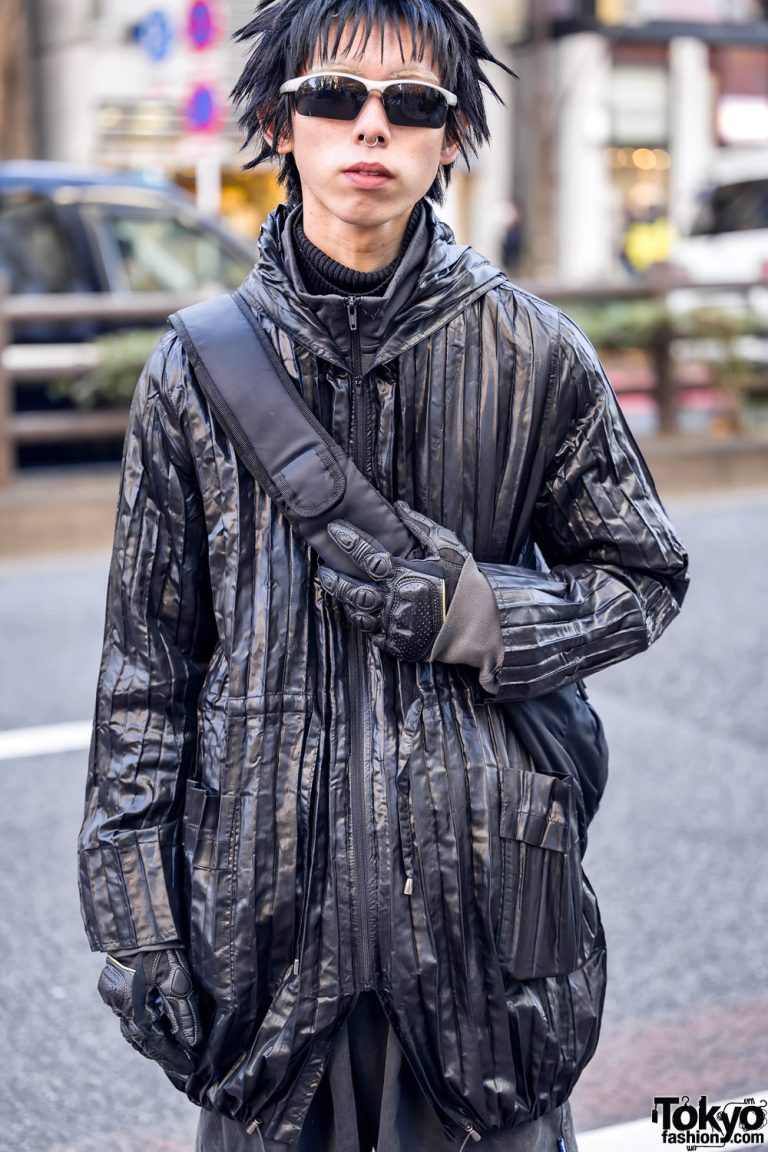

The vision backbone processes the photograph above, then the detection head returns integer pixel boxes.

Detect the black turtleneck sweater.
[292,206,421,298]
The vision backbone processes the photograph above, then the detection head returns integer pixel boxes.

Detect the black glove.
[98,948,201,1086]
[318,501,470,662]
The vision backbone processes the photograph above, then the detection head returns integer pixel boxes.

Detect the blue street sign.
[187,1,216,49]
[185,84,219,132]
[134,10,175,63]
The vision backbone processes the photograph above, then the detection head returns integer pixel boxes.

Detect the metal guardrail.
[0,278,766,487]
[0,290,204,486]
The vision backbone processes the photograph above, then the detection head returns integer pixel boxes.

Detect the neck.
[299,205,413,272]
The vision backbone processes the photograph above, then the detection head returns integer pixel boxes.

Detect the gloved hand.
[97,948,201,1086]
[318,501,470,662]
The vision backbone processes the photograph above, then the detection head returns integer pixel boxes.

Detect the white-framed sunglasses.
[279,71,458,129]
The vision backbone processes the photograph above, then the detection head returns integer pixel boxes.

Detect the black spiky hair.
[230,0,514,206]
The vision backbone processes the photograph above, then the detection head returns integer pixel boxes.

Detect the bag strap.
[168,291,420,577]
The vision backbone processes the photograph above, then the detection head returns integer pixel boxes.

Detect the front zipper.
[347,297,370,480]
[350,628,374,988]
[345,295,374,989]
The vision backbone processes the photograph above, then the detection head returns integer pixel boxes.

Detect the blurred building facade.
[3,0,768,276]
[0,0,36,159]
[26,0,284,232]
[504,0,768,280]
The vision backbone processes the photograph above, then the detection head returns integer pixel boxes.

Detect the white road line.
[577,1090,768,1152]
[0,721,91,761]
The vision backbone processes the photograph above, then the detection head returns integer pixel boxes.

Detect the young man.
[79,2,689,1150]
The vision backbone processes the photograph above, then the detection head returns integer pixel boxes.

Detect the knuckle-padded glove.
[317,501,470,663]
[97,948,201,1086]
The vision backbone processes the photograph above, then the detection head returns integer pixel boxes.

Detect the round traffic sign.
[187,1,217,50]
[184,83,220,132]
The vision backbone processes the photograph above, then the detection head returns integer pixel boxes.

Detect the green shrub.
[49,327,168,408]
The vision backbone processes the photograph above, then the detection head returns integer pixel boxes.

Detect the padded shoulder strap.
[168,291,420,576]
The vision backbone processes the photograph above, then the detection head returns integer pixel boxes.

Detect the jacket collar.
[240,200,506,373]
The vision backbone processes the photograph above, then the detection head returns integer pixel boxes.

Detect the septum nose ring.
[363,135,380,148]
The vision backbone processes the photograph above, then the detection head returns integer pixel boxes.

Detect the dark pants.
[196,993,579,1152]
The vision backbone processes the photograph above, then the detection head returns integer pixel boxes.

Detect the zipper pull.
[459,1124,482,1150]
[346,297,359,331]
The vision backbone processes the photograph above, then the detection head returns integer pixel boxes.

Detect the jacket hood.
[241,201,506,372]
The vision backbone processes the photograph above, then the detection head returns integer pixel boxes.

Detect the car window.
[85,206,253,293]
[0,195,81,293]
[691,180,768,236]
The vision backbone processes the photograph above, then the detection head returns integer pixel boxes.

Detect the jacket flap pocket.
[183,782,222,865]
[499,767,575,853]
[183,782,218,831]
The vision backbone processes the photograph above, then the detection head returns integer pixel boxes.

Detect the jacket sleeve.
[477,315,689,701]
[78,333,217,952]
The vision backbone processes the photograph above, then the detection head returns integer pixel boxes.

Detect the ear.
[263,120,293,155]
[441,110,468,166]
[440,137,460,165]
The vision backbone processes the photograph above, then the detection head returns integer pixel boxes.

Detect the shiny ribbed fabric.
[478,315,688,698]
[79,201,688,1148]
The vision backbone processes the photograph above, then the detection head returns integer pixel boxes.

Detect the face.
[272,20,460,251]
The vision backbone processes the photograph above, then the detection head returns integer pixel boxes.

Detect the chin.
[337,199,414,230]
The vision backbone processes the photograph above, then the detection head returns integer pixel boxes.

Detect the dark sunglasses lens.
[383,83,449,128]
[294,75,365,120]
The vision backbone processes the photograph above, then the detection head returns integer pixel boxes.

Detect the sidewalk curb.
[0,468,119,559]
[638,434,768,495]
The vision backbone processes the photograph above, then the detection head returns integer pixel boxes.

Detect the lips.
[347,161,396,173]
[343,162,395,190]
[344,162,394,177]
[343,162,393,191]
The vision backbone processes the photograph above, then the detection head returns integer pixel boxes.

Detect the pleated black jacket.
[79,202,688,1148]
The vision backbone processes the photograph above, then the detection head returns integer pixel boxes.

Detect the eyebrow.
[310,62,441,84]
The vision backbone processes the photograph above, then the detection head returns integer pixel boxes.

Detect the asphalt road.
[1,490,766,1151]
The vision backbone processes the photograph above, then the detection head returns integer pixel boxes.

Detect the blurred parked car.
[0,161,256,331]
[0,161,257,466]
[669,150,768,287]
[666,150,768,392]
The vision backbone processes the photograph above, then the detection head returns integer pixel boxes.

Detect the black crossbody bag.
[168,291,608,841]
